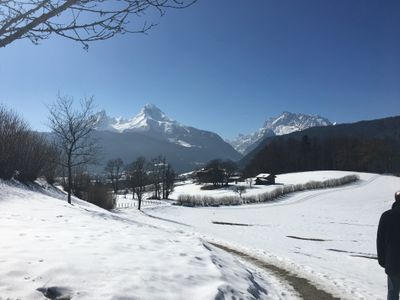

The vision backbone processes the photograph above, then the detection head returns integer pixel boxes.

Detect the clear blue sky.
[1,0,399,139]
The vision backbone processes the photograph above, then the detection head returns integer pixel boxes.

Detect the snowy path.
[209,242,340,300]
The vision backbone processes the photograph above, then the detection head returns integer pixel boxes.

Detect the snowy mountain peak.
[139,103,173,122]
[94,110,125,132]
[263,111,332,135]
[94,104,178,134]
[229,112,332,154]
[92,104,242,167]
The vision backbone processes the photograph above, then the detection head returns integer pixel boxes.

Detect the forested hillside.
[243,116,400,176]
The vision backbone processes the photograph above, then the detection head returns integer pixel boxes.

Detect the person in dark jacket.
[377,191,400,300]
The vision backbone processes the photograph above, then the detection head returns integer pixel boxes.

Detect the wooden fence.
[115,200,164,209]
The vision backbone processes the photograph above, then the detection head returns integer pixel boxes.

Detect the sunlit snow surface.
[1,171,396,299]
[0,180,288,299]
[142,171,400,300]
[171,170,360,199]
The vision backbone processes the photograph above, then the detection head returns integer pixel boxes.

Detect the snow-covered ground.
[0,180,292,299]
[2,171,397,299]
[140,171,400,300]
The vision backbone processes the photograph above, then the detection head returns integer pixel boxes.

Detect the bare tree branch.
[0,0,197,49]
[48,94,99,204]
[105,158,124,193]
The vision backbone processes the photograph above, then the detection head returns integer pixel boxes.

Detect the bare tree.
[0,0,197,49]
[104,158,124,193]
[221,159,238,185]
[146,155,175,199]
[48,94,98,204]
[149,155,166,199]
[127,156,147,210]
[233,185,246,199]
[160,156,167,199]
[163,163,175,199]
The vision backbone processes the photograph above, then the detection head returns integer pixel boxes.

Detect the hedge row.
[176,174,360,207]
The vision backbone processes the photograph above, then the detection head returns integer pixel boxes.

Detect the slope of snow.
[229,111,332,154]
[143,171,399,300]
[168,138,196,148]
[0,179,288,299]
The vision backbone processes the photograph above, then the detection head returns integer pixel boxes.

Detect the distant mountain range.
[228,112,332,154]
[43,103,399,174]
[93,107,335,172]
[92,104,242,172]
[239,115,400,173]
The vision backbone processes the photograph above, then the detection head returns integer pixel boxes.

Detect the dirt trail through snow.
[209,242,341,300]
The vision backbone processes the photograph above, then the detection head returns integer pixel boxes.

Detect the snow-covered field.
[172,170,360,199]
[0,180,288,299]
[141,171,400,300]
[2,170,398,299]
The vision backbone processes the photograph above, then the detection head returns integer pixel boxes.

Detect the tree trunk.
[67,162,72,204]
[67,151,72,204]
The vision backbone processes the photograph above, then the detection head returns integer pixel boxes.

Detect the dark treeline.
[0,105,59,183]
[241,115,400,169]
[196,159,238,187]
[0,103,176,210]
[60,155,176,210]
[64,168,114,210]
[244,135,400,176]
[102,155,176,210]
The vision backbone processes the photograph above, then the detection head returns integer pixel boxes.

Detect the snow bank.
[0,179,283,299]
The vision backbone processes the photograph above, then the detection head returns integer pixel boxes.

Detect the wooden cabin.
[254,173,276,185]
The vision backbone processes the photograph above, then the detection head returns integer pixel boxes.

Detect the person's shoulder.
[380,209,393,220]
[381,206,400,221]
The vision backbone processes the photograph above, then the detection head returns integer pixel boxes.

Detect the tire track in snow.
[209,242,341,300]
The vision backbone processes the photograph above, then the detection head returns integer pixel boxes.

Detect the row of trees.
[244,135,400,176]
[63,168,113,209]
[105,155,176,210]
[0,105,59,182]
[0,97,108,207]
[1,96,177,210]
